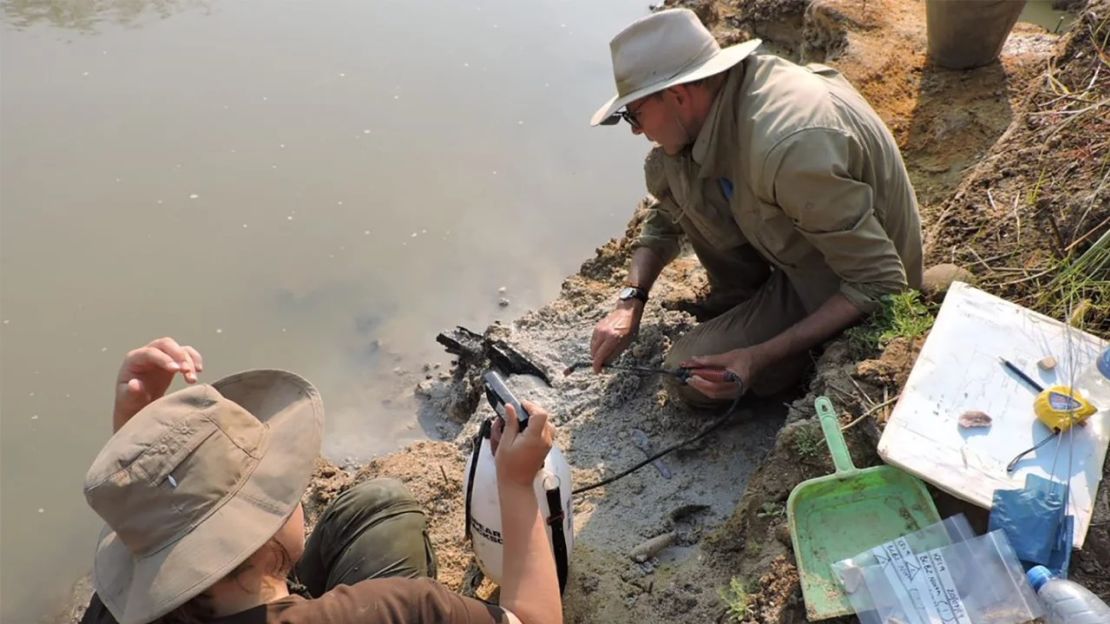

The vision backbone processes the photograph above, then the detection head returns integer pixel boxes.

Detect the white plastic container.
[1027,565,1110,624]
[462,437,573,585]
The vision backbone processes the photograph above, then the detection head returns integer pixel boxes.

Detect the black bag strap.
[544,482,570,595]
[464,418,492,543]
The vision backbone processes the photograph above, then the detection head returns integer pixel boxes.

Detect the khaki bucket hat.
[591,8,761,126]
[83,370,324,624]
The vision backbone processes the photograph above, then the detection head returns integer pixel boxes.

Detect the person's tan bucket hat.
[83,370,324,624]
[591,8,761,126]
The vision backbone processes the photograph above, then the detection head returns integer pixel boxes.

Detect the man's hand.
[590,301,644,373]
[492,401,554,488]
[680,347,765,401]
[114,337,204,432]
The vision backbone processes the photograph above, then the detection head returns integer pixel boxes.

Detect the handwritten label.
[870,537,972,624]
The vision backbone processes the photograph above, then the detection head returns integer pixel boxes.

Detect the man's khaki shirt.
[636,55,923,314]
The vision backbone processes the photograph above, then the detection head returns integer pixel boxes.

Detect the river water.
[0,0,651,620]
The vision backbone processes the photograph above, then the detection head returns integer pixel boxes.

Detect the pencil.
[998,357,1045,393]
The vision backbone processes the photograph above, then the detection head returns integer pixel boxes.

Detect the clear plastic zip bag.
[832,515,1043,624]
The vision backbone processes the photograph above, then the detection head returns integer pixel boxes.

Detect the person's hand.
[114,337,204,431]
[680,347,762,401]
[590,301,644,373]
[492,400,554,488]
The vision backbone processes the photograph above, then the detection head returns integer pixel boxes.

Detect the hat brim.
[92,370,324,624]
[590,39,761,127]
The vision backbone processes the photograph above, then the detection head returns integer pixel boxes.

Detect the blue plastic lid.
[1027,565,1053,591]
[1098,347,1110,380]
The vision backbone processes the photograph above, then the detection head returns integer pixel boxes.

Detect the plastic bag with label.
[832,515,1042,624]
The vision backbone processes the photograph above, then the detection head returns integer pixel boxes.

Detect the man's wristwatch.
[618,286,649,304]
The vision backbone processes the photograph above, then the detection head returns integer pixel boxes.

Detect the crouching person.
[79,337,562,624]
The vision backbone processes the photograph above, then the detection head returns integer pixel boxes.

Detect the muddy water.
[0,0,651,619]
[1019,0,1078,33]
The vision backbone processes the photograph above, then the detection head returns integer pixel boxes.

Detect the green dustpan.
[787,396,940,621]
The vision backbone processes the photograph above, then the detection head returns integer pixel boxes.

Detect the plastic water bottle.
[1027,565,1110,624]
[1075,347,1110,412]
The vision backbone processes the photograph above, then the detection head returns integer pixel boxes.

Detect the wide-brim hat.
[84,370,324,624]
[591,8,761,126]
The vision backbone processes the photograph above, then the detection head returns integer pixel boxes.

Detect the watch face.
[619,287,645,302]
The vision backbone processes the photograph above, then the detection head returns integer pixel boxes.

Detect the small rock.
[498,298,510,307]
[958,410,992,429]
[498,286,507,294]
[922,263,975,297]
[1037,356,1057,371]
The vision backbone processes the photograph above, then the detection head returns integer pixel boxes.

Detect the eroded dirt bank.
[60,1,1107,622]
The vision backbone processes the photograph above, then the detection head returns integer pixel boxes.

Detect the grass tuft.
[718,576,753,622]
[846,291,936,357]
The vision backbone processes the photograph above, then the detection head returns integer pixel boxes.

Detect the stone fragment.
[1037,356,1057,371]
[958,410,992,429]
[629,531,676,563]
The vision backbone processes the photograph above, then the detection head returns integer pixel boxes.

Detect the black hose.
[571,394,744,496]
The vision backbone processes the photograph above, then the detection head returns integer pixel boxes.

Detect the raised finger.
[183,345,204,374]
[148,337,196,377]
[126,346,181,373]
[177,351,198,383]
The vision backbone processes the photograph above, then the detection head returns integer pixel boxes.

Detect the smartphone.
[483,371,529,431]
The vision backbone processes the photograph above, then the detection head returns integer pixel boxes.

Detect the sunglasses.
[599,97,652,129]
[600,108,640,128]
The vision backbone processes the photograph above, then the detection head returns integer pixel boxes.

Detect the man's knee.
[328,478,422,523]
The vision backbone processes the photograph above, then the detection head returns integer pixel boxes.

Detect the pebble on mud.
[1037,356,1057,371]
[498,298,510,307]
[958,410,992,429]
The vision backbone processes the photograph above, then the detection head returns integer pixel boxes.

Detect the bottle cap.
[1027,565,1053,591]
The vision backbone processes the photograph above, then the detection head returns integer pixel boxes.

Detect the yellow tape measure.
[1033,385,1096,431]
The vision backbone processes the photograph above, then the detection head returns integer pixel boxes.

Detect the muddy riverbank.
[58,0,1108,622]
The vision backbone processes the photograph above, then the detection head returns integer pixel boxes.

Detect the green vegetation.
[792,424,825,463]
[1038,230,1110,332]
[846,291,936,356]
[756,501,786,519]
[718,576,753,622]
